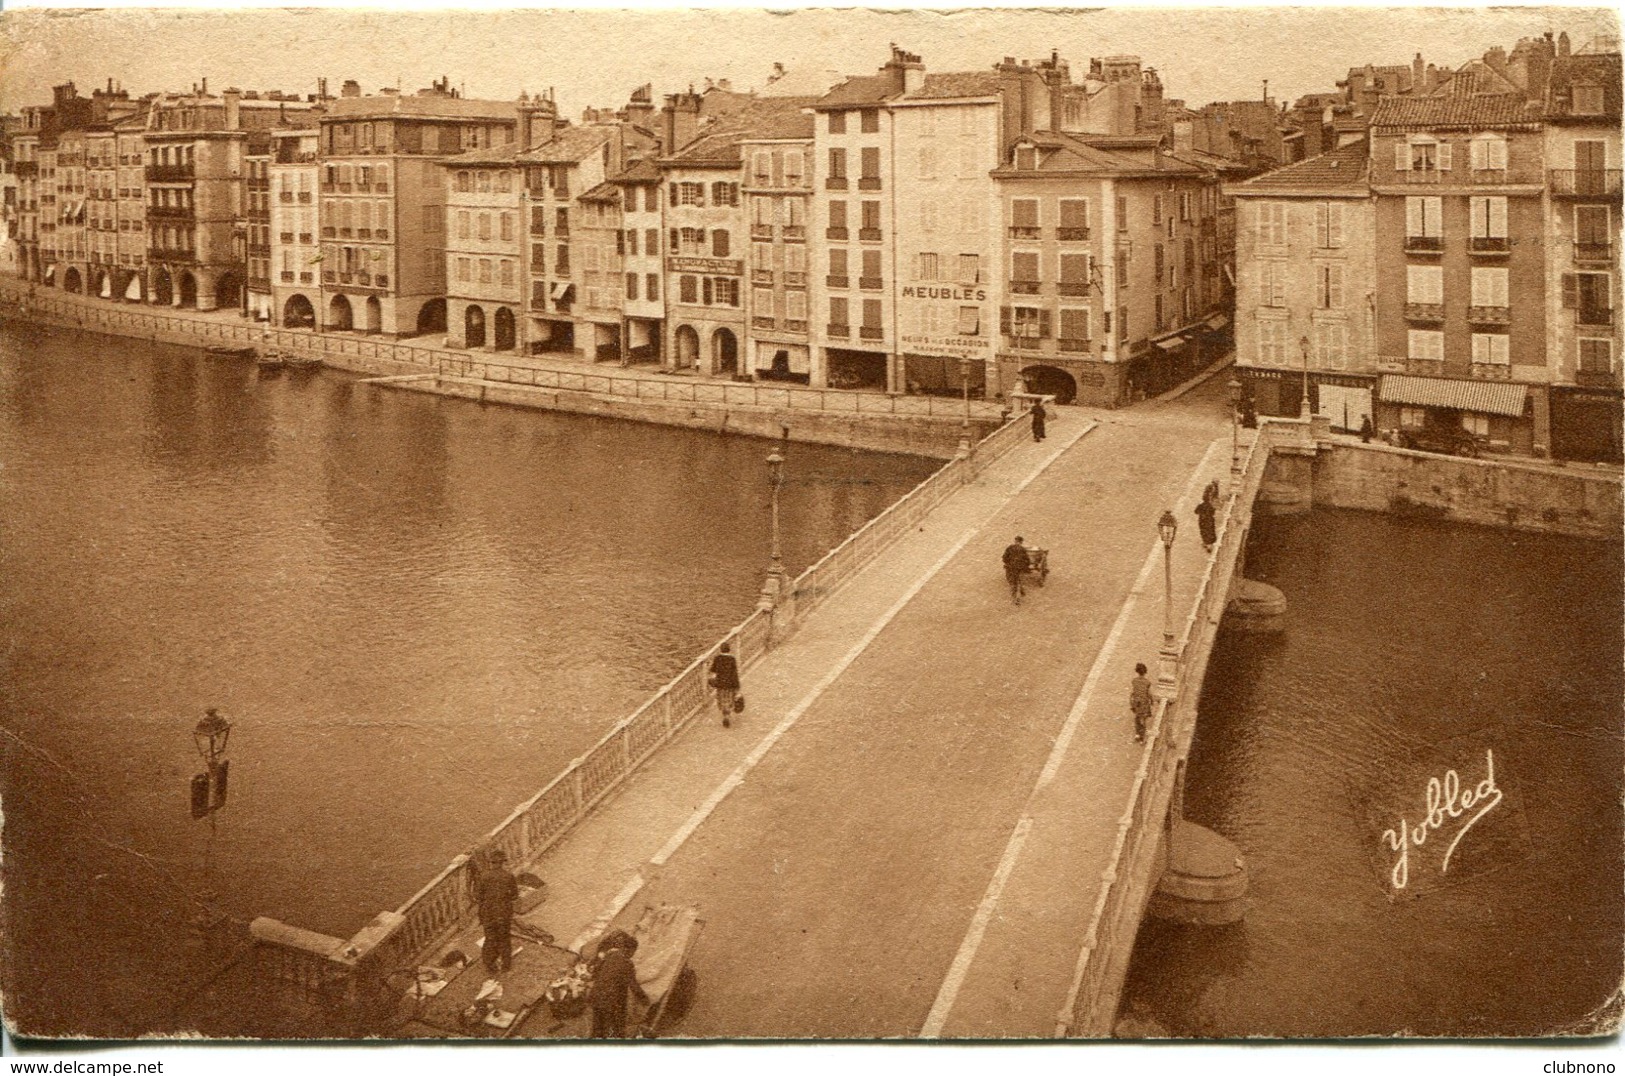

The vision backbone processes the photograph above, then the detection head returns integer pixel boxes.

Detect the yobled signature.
[1380,748,1503,892]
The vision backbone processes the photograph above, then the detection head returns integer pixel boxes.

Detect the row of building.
[1228,31,1622,463]
[1,49,1240,409]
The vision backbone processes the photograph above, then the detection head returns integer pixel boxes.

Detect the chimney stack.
[1413,52,1425,89]
[223,87,241,129]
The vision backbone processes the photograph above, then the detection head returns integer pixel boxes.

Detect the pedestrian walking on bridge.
[1030,399,1047,442]
[709,642,741,729]
[1003,536,1031,606]
[1130,663,1153,744]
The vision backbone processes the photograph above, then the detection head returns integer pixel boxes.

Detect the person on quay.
[709,642,741,729]
[1003,536,1031,606]
[1130,663,1153,744]
[1195,484,1218,553]
[474,848,519,974]
[1030,399,1047,442]
[1360,414,1374,443]
[589,930,648,1039]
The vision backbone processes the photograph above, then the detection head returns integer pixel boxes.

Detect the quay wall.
[1260,435,1622,541]
[0,280,1000,460]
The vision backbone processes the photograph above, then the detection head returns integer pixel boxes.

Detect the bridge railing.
[1056,419,1287,1038]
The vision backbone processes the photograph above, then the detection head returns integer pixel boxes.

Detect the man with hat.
[474,848,519,974]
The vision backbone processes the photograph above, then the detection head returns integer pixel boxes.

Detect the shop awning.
[1378,374,1528,418]
[1205,313,1230,331]
[1155,335,1187,351]
[550,282,573,301]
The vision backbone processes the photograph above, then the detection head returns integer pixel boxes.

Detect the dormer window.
[1573,84,1605,115]
[1014,145,1037,170]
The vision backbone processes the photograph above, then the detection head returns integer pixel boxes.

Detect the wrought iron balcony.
[1468,305,1510,325]
[1576,241,1614,264]
[826,274,849,289]
[1549,169,1622,197]
[1057,227,1091,242]
[858,325,883,340]
[827,322,850,338]
[1008,226,1040,240]
[825,176,848,190]
[1404,235,1443,253]
[145,164,193,182]
[1057,337,1092,354]
[1058,281,1090,297]
[1404,302,1445,322]
[1009,280,1040,295]
[857,176,881,191]
[858,276,883,291]
[1576,366,1623,389]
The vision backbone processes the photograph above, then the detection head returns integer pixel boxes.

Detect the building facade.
[742,135,814,381]
[442,149,526,351]
[269,128,320,328]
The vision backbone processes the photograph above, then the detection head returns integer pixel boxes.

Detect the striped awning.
[1379,374,1528,418]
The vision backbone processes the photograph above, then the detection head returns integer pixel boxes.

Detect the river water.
[0,321,937,1036]
[1122,506,1623,1039]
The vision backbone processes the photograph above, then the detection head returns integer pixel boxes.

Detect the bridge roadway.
[512,373,1236,1039]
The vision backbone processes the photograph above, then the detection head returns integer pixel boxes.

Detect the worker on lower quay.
[589,929,648,1038]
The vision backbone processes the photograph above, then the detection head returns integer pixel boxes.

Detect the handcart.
[1023,547,1050,588]
[628,904,705,1037]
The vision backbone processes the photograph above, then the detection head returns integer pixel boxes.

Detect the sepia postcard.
[0,2,1620,1065]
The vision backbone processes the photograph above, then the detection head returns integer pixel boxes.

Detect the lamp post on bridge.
[757,427,788,613]
[958,355,971,459]
[1298,334,1312,420]
[1228,375,1242,485]
[1156,510,1179,698]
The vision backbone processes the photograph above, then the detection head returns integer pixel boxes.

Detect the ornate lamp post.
[958,355,972,458]
[1298,334,1312,419]
[1228,375,1242,481]
[1156,510,1179,697]
[193,707,232,770]
[758,429,788,611]
[189,708,233,953]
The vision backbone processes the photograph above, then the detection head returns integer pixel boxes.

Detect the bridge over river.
[249,371,1306,1039]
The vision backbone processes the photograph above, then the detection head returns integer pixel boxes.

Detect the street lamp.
[958,355,971,458]
[1298,334,1312,419]
[1156,510,1179,696]
[1227,375,1242,480]
[758,428,788,611]
[193,707,232,766]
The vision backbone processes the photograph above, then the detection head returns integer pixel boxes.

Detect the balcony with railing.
[279,191,295,204]
[826,274,849,289]
[280,270,294,282]
[1576,241,1614,265]
[1550,169,1623,198]
[1469,362,1513,381]
[858,325,883,340]
[145,163,193,182]
[825,176,848,190]
[751,269,773,285]
[1009,279,1040,295]
[857,176,881,191]
[785,272,806,287]
[298,191,313,204]
[1577,305,1614,327]
[1404,235,1444,254]
[826,227,849,241]
[1057,337,1092,354]
[786,319,808,333]
[1058,281,1090,297]
[858,228,882,242]
[827,322,850,338]
[1468,305,1510,325]
[858,276,883,291]
[782,225,805,241]
[1008,226,1041,240]
[1576,365,1623,389]
[752,316,775,330]
[300,233,313,245]
[1404,302,1445,322]
[146,203,193,219]
[1468,236,1511,256]
[1056,227,1091,242]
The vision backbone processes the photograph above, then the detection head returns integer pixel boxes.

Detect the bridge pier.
[1224,578,1286,632]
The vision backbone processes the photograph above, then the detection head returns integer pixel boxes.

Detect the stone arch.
[327,293,354,332]
[1019,364,1078,406]
[62,266,83,294]
[464,304,486,349]
[120,270,145,303]
[363,295,382,334]
[213,270,244,312]
[674,324,700,369]
[151,267,174,306]
[283,293,317,328]
[493,307,516,351]
[178,271,199,309]
[89,267,111,299]
[712,328,739,377]
[416,298,447,336]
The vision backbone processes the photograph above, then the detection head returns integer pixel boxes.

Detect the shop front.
[1550,386,1624,464]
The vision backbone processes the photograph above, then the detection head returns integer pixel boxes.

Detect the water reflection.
[0,323,936,1036]
[1123,508,1623,1038]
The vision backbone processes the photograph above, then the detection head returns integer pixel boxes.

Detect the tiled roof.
[912,71,1004,100]
[439,144,524,166]
[1237,140,1370,191]
[1549,53,1623,117]
[577,180,620,203]
[1370,94,1543,128]
[994,132,1208,177]
[609,157,662,184]
[664,97,817,164]
[813,74,896,110]
[1379,374,1528,418]
[324,95,517,122]
[519,125,614,164]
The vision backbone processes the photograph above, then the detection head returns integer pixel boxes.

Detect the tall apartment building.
[520,124,619,355]
[610,158,665,363]
[1229,140,1378,429]
[575,178,626,361]
[742,133,814,381]
[316,80,515,336]
[1543,46,1622,462]
[442,146,526,350]
[54,127,89,290]
[113,113,149,298]
[244,139,273,319]
[1369,94,1550,454]
[660,96,814,376]
[268,128,320,327]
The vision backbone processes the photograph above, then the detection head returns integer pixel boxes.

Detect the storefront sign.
[899,285,988,302]
[899,333,992,358]
[667,256,741,276]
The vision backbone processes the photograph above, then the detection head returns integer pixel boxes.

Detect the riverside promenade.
[398,373,1237,1039]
